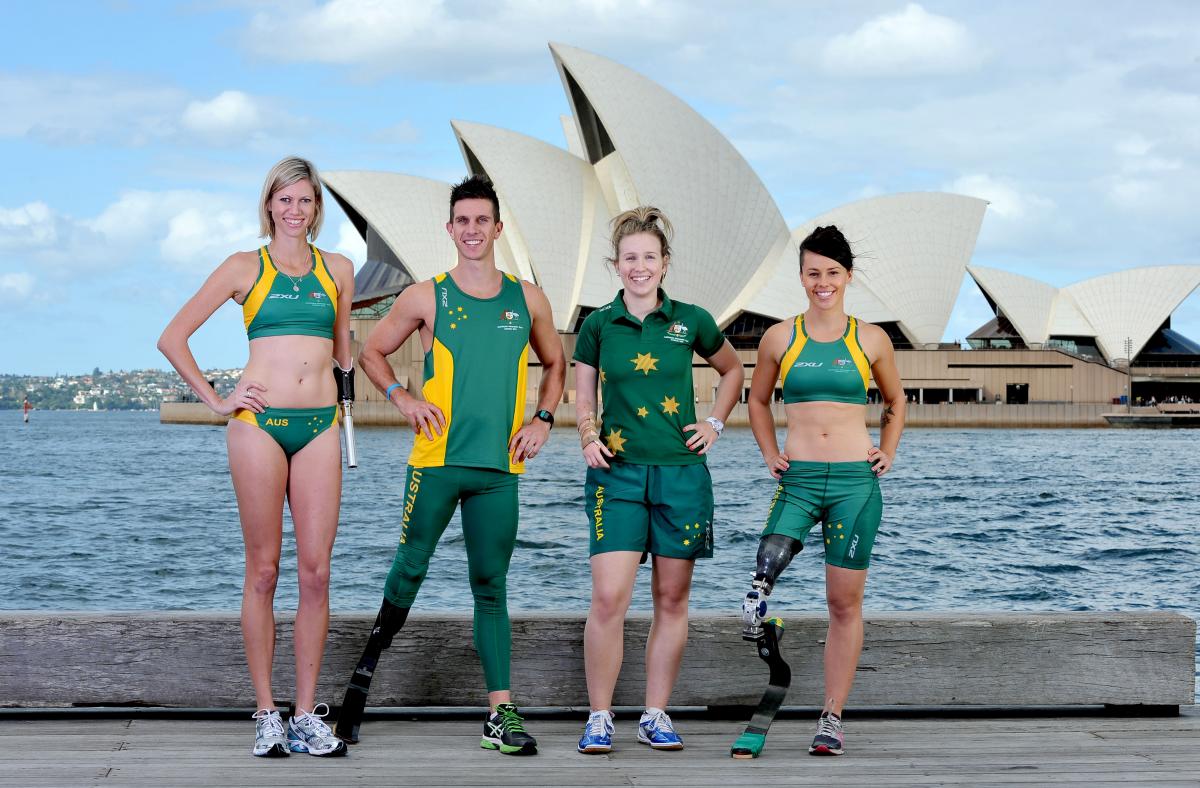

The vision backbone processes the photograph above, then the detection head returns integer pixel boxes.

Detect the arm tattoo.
[880,405,894,430]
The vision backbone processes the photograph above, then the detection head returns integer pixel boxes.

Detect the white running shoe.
[251,709,289,758]
[287,703,348,757]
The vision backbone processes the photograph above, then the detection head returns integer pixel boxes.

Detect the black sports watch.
[533,409,554,427]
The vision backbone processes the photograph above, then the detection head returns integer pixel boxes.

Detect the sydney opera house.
[325,44,1200,426]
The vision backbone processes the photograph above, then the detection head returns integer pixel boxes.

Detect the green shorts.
[584,461,714,559]
[761,461,882,570]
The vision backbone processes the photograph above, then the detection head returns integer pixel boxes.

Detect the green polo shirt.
[574,290,725,465]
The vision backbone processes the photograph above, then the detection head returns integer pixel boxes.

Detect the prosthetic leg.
[334,599,409,743]
[731,535,802,759]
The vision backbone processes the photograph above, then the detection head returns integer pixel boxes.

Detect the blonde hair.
[606,205,673,267]
[258,156,324,240]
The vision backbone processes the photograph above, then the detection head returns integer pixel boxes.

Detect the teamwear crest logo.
[665,321,690,344]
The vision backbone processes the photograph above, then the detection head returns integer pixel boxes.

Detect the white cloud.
[0,272,35,303]
[0,191,259,276]
[369,120,422,145]
[0,202,58,247]
[238,0,686,80]
[161,208,259,269]
[944,174,1054,222]
[181,91,264,142]
[335,221,367,271]
[0,72,292,149]
[822,4,982,77]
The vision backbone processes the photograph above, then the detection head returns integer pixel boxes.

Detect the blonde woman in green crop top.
[742,225,905,758]
[158,156,355,758]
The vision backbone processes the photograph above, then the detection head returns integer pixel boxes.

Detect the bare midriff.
[783,401,872,462]
[242,335,336,408]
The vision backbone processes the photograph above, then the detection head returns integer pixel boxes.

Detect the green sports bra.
[779,315,871,404]
[242,245,337,340]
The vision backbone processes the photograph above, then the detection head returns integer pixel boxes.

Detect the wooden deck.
[4,708,1197,787]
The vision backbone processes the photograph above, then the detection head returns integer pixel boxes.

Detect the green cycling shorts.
[584,461,714,560]
[761,460,882,570]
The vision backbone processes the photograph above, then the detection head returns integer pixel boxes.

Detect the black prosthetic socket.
[334,365,355,402]
[335,599,410,743]
[371,598,409,649]
[754,534,803,595]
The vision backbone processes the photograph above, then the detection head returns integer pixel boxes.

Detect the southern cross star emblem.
[630,352,659,375]
[605,428,627,453]
[660,395,679,415]
[636,406,649,418]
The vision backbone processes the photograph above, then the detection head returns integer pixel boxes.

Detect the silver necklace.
[271,247,312,292]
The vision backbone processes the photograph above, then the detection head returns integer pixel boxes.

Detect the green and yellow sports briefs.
[761,461,882,570]
[585,462,714,559]
[410,272,531,474]
[233,406,338,458]
[780,315,870,405]
[242,245,338,340]
[573,290,725,465]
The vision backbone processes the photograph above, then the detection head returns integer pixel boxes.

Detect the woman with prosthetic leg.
[733,225,905,759]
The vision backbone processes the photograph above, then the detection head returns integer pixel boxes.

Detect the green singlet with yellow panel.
[409,271,531,473]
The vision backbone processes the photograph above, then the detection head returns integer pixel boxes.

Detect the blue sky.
[2,1,1198,375]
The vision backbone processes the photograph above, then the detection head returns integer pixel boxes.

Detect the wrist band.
[384,382,403,402]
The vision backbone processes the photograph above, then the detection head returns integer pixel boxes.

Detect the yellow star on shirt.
[605,428,627,454]
[636,406,649,418]
[630,352,659,375]
[660,395,680,415]
[599,368,607,383]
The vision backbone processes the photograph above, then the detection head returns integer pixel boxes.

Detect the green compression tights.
[383,465,518,692]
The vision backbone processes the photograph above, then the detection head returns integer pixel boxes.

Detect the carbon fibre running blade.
[731,620,790,759]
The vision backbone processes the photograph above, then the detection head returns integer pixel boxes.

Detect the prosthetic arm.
[333,362,357,468]
[741,534,803,640]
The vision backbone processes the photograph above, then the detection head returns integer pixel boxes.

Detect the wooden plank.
[0,612,1193,708]
[2,713,1198,787]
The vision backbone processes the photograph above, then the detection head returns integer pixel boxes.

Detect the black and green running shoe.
[481,703,538,755]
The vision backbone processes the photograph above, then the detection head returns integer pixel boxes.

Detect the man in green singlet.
[336,176,565,755]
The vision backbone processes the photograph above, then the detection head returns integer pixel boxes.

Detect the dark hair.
[449,175,500,222]
[799,225,853,271]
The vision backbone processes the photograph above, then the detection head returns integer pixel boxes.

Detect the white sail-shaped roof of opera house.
[323,43,994,344]
[968,264,1200,362]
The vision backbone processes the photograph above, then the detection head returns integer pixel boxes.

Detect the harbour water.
[3,411,1196,619]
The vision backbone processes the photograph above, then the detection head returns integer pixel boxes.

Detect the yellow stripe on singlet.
[310,247,339,315]
[778,316,807,391]
[242,248,278,331]
[507,343,530,474]
[408,337,455,468]
[845,317,871,394]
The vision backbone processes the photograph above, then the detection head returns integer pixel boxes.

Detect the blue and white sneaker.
[287,703,348,757]
[638,708,683,750]
[578,709,614,754]
[251,708,289,757]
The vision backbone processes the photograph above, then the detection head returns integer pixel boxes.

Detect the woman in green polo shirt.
[572,206,743,753]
